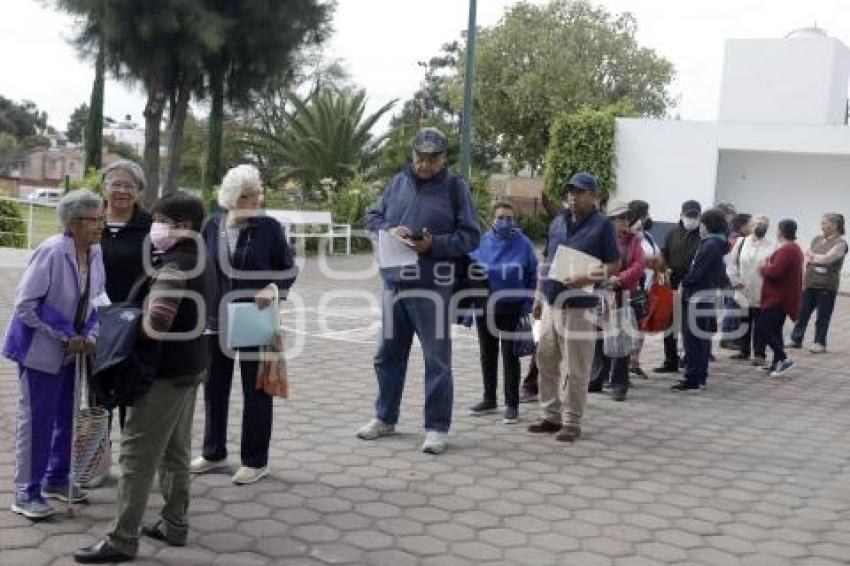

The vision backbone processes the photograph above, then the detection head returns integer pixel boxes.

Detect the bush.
[0,200,27,248]
[515,211,550,244]
[68,167,103,196]
[543,102,636,202]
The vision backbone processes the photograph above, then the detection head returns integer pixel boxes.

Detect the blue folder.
[226,302,278,349]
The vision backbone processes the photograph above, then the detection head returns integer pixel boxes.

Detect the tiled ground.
[1,254,849,565]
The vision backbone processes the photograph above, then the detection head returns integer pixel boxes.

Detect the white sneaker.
[421,430,448,455]
[355,419,395,440]
[770,358,794,378]
[809,343,826,354]
[190,456,228,474]
[232,465,269,485]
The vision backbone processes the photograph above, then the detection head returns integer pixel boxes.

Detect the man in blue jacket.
[528,172,620,443]
[356,128,480,454]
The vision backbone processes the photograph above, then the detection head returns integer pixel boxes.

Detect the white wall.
[615,119,719,222]
[716,150,850,271]
[718,37,850,126]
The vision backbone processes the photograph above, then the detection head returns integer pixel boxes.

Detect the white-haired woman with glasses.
[191,164,298,485]
[3,190,106,520]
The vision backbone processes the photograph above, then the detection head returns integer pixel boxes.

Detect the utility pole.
[459,0,477,181]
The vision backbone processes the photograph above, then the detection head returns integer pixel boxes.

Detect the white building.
[615,27,850,265]
[103,115,146,156]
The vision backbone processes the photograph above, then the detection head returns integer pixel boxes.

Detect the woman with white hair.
[728,215,776,366]
[191,164,297,485]
[3,190,106,519]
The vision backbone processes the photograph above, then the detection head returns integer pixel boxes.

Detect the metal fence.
[0,196,61,249]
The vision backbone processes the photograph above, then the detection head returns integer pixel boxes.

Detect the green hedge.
[0,200,27,248]
[543,102,635,202]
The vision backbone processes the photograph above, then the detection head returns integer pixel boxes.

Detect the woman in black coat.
[191,164,297,485]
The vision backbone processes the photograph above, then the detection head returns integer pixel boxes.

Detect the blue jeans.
[374,283,453,432]
[791,288,837,347]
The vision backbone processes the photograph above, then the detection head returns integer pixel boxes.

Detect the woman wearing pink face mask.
[75,193,218,563]
[191,165,298,486]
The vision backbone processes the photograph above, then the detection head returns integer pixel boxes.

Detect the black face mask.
[753,225,768,239]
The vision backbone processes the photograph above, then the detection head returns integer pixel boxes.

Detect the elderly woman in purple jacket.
[3,189,106,520]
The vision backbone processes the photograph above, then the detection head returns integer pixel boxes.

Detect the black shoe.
[786,341,802,349]
[527,419,561,433]
[653,364,679,374]
[74,540,133,564]
[587,382,604,393]
[670,381,701,394]
[629,367,649,379]
[729,353,749,361]
[610,388,627,402]
[468,400,498,416]
[142,520,186,547]
[709,353,716,362]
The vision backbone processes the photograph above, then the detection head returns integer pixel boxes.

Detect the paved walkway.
[1,254,849,566]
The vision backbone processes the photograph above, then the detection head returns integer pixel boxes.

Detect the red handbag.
[640,272,674,333]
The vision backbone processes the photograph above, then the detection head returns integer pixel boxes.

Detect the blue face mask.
[493,217,515,238]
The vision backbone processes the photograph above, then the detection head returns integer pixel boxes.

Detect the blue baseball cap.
[565,172,599,192]
[412,127,448,154]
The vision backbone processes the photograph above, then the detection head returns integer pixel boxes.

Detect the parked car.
[26,189,62,205]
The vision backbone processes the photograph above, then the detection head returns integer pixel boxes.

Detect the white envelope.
[377,230,418,268]
[548,245,602,282]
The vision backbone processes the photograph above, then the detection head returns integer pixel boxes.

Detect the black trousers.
[588,336,630,393]
[202,341,271,468]
[758,305,788,366]
[739,307,765,358]
[791,288,838,347]
[475,310,523,409]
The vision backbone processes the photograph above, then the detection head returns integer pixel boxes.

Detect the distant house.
[5,146,121,197]
[103,115,146,156]
[615,27,850,271]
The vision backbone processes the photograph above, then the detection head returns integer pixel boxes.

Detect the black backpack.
[91,278,160,408]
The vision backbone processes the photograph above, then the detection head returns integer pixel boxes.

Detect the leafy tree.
[544,102,636,201]
[0,132,21,176]
[246,88,396,200]
[179,112,244,190]
[446,0,675,173]
[84,39,105,171]
[66,103,89,144]
[56,0,229,206]
[201,0,331,194]
[0,97,48,139]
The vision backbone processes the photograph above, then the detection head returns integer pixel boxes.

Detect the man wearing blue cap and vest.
[356,127,480,455]
[528,172,620,443]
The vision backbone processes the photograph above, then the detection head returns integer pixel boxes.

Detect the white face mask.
[682,217,699,231]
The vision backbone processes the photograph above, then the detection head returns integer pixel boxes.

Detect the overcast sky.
[1,0,849,134]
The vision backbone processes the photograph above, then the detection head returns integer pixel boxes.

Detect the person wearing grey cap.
[527,172,620,442]
[654,200,703,374]
[356,127,480,455]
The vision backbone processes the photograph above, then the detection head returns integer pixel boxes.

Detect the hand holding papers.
[548,245,604,290]
[378,229,419,268]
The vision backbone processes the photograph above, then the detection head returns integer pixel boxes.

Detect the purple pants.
[14,363,75,499]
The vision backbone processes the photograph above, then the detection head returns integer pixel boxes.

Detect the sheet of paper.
[378,230,419,268]
[548,245,602,283]
[92,292,112,308]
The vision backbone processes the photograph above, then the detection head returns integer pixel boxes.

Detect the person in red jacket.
[587,202,645,401]
[758,219,804,378]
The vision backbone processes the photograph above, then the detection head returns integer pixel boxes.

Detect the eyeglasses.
[495,215,514,221]
[106,180,137,191]
[76,216,106,225]
[414,153,443,164]
[566,187,590,195]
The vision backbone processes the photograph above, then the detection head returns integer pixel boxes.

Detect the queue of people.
[2,126,846,564]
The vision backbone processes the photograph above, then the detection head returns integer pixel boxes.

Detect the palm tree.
[248,89,395,200]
